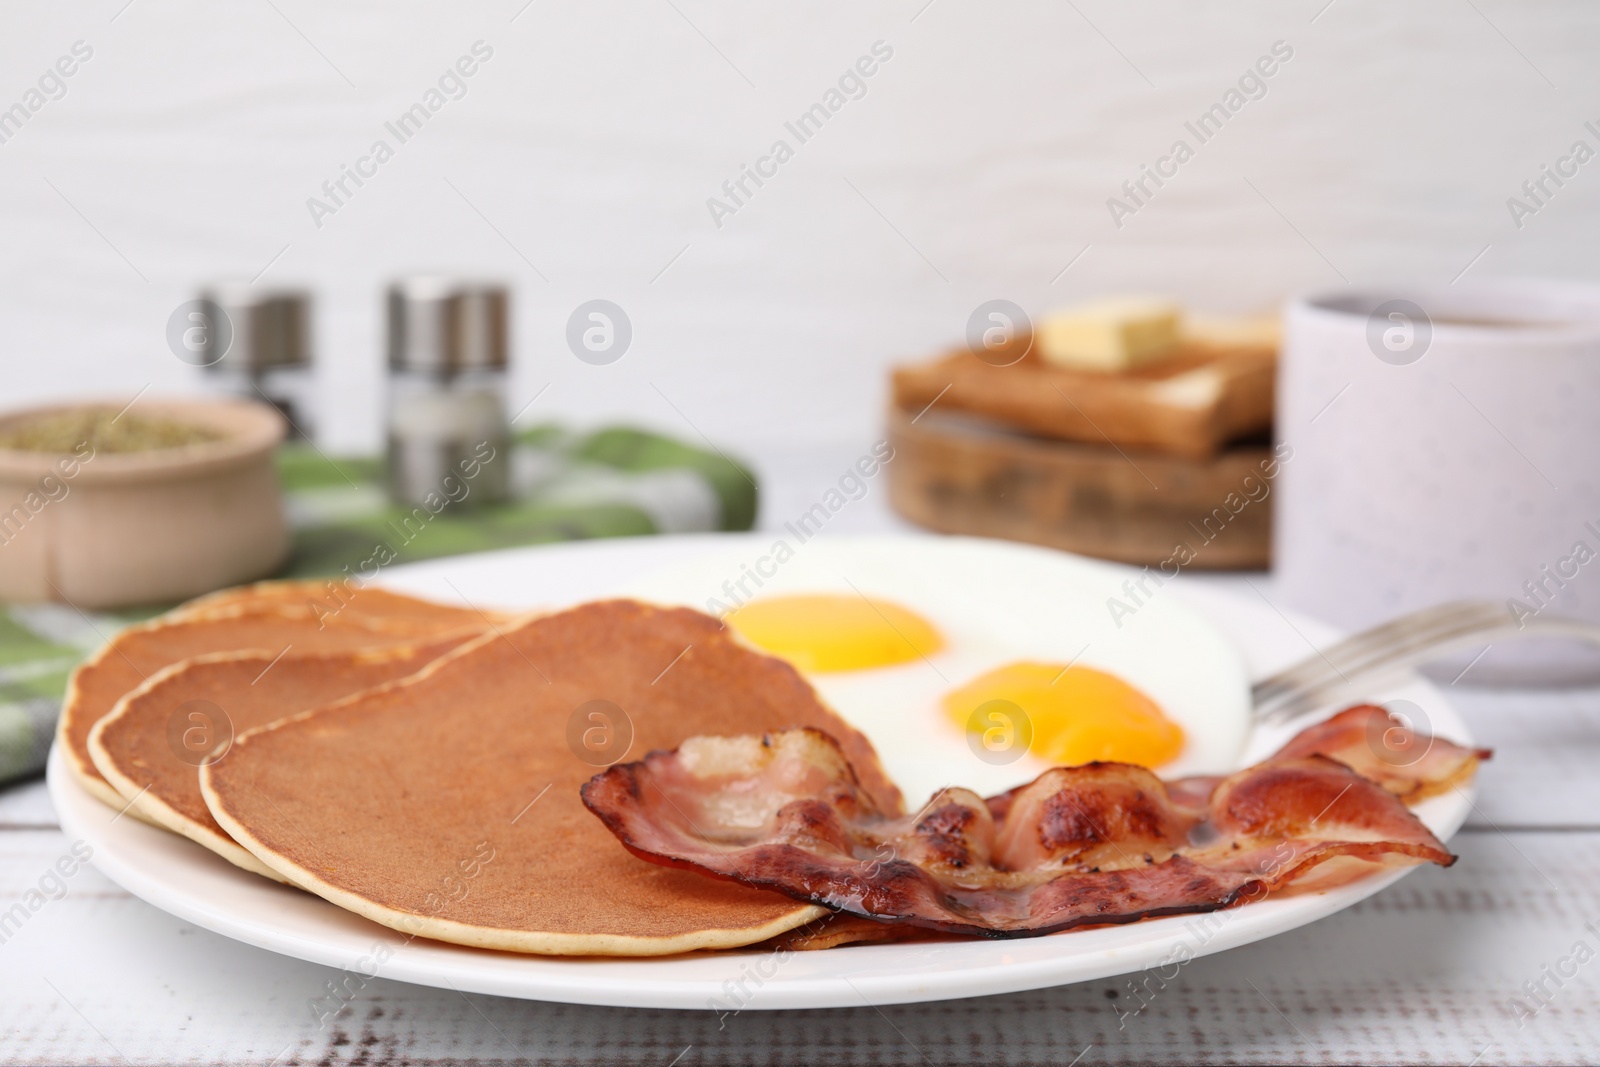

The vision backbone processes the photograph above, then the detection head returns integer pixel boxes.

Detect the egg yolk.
[943,661,1184,768]
[725,594,944,673]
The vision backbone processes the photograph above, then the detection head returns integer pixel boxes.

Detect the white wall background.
[1,0,1596,455]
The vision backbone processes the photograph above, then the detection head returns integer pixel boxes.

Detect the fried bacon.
[1266,703,1490,802]
[581,706,1478,938]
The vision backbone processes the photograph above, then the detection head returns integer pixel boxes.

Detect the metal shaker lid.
[198,284,312,373]
[387,277,509,375]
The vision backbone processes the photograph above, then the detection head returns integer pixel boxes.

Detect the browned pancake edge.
[57,603,486,809]
[87,637,476,879]
[199,599,900,956]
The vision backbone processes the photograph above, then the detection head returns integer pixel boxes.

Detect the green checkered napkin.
[0,424,756,785]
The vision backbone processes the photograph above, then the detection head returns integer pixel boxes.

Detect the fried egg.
[624,536,1250,805]
[724,594,944,673]
[941,661,1184,769]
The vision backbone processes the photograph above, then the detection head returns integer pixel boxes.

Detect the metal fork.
[1253,599,1600,725]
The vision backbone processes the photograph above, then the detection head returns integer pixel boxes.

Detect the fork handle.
[1253,603,1600,725]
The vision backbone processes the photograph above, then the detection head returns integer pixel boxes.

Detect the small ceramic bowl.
[0,397,288,609]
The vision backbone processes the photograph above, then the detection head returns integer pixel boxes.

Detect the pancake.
[87,637,476,879]
[173,579,346,618]
[175,580,508,628]
[200,599,903,956]
[59,604,485,810]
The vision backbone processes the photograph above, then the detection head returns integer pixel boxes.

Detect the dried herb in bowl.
[0,410,224,454]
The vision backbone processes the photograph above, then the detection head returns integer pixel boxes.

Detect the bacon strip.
[581,707,1474,938]
[1265,703,1491,802]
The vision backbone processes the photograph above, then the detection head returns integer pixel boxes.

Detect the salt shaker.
[198,285,315,438]
[385,277,511,508]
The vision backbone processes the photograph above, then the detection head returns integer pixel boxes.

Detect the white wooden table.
[3,445,1598,1066]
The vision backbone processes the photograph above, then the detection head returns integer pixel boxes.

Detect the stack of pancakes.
[63,582,898,955]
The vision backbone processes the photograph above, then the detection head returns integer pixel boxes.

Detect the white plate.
[50,533,1475,1011]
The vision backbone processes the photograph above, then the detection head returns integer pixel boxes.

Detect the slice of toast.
[891,332,1275,460]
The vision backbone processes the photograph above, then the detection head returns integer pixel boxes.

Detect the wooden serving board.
[886,405,1278,569]
[891,333,1275,460]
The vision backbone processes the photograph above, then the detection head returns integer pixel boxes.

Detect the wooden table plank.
[3,534,1597,1064]
[2,826,1598,1065]
[1447,686,1600,830]
[0,777,57,829]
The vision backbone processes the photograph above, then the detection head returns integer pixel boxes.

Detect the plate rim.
[49,532,1477,1011]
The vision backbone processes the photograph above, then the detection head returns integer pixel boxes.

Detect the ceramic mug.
[1276,279,1600,684]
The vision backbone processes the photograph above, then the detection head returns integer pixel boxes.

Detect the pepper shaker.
[385,277,511,508]
[197,285,315,438]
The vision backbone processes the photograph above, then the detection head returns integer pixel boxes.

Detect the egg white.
[622,536,1251,808]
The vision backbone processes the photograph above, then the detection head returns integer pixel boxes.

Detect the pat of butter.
[1148,366,1224,410]
[1037,298,1180,372]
